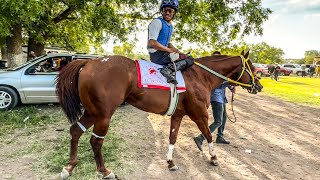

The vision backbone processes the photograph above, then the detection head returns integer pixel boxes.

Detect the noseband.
[194,55,258,93]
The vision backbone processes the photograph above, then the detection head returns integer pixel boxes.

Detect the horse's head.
[233,50,263,94]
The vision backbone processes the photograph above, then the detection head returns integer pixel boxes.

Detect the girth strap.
[165,83,179,116]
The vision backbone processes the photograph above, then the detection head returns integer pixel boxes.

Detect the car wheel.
[280,72,285,76]
[0,86,19,110]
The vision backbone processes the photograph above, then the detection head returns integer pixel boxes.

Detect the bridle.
[194,55,259,94]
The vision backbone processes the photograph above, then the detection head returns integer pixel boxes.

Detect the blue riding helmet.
[160,0,179,11]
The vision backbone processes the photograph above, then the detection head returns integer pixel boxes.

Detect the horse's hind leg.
[166,115,183,171]
[61,111,94,179]
[90,116,115,179]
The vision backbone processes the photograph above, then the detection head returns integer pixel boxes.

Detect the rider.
[147,0,194,84]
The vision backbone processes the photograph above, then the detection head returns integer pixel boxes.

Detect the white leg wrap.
[208,142,216,157]
[167,144,175,161]
[77,122,87,132]
[92,132,105,139]
[61,167,70,180]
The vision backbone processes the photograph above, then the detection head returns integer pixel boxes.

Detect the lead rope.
[227,91,237,123]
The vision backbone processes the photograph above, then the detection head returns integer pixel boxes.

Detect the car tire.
[0,86,19,110]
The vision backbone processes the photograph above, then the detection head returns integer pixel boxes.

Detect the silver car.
[0,53,102,110]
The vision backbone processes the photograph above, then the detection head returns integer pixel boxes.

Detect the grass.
[0,105,128,179]
[42,112,128,179]
[0,105,62,136]
[260,76,320,107]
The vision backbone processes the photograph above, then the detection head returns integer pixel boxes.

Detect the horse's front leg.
[192,114,218,166]
[167,115,183,171]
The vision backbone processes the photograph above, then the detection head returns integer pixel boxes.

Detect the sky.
[244,0,320,59]
[103,0,320,59]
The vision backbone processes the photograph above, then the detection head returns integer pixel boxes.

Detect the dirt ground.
[119,89,320,180]
[1,89,320,180]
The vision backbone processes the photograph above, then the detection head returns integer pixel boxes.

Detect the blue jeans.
[198,101,227,141]
[149,51,171,65]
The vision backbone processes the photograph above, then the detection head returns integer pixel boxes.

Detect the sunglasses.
[163,8,175,15]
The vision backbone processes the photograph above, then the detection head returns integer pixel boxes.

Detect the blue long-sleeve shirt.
[210,81,233,103]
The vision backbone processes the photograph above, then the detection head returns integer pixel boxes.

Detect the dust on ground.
[1,89,320,180]
[119,89,320,180]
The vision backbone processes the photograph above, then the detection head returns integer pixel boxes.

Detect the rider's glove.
[179,53,189,60]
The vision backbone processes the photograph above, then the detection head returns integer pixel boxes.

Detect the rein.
[194,55,255,88]
[227,91,237,123]
[194,55,256,123]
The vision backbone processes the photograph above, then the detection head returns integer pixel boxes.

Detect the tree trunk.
[1,46,8,60]
[28,35,46,59]
[6,24,23,67]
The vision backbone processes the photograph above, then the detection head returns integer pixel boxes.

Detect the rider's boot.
[160,57,195,85]
[172,57,194,71]
[160,66,178,84]
[174,59,188,71]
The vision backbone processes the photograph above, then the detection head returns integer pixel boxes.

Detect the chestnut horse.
[56,50,262,179]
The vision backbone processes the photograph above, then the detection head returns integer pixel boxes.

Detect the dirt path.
[119,89,320,180]
[1,89,320,180]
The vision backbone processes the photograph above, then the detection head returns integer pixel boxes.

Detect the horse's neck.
[191,57,241,89]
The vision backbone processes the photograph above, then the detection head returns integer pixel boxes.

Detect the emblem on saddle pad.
[149,68,157,75]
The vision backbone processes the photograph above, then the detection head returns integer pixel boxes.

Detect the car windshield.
[254,64,266,68]
[6,55,47,71]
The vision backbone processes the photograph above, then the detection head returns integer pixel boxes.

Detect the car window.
[6,55,47,71]
[26,56,69,74]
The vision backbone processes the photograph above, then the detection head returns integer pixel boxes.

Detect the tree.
[304,50,319,64]
[247,42,284,64]
[113,42,135,58]
[0,0,271,67]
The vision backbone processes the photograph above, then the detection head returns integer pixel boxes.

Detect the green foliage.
[0,0,271,53]
[0,105,62,136]
[260,76,320,107]
[113,42,149,59]
[219,42,250,56]
[174,0,272,48]
[246,42,285,64]
[113,42,135,56]
[304,50,319,64]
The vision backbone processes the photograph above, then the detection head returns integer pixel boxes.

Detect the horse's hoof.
[167,160,179,171]
[169,165,179,171]
[210,156,219,166]
[60,167,70,179]
[102,172,116,179]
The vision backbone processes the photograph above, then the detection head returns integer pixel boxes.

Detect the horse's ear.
[244,50,250,59]
[241,50,245,56]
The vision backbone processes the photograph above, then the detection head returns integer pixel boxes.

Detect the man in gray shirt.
[147,0,194,84]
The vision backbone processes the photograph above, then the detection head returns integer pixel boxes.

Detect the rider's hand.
[179,53,189,60]
[169,52,179,61]
[230,86,236,94]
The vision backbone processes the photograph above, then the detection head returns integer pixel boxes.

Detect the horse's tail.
[56,60,89,124]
